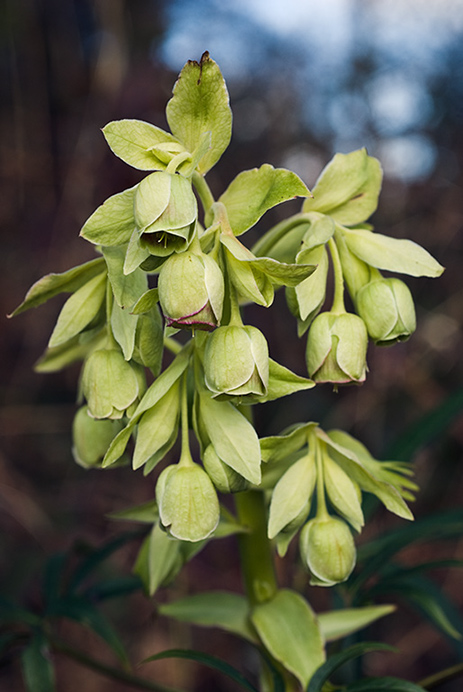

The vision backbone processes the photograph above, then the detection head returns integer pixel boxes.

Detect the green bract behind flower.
[355,277,416,345]
[156,462,220,541]
[82,348,143,419]
[299,515,356,587]
[306,312,368,384]
[204,324,269,398]
[202,444,249,493]
[134,171,197,256]
[158,249,224,330]
[72,406,125,468]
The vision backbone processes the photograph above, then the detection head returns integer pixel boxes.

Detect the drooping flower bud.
[355,277,416,346]
[134,171,197,257]
[202,444,249,493]
[156,462,220,541]
[204,324,269,398]
[158,250,224,331]
[299,515,356,586]
[306,312,368,384]
[82,348,144,419]
[72,406,125,468]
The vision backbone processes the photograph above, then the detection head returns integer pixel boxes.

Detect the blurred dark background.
[2,0,463,690]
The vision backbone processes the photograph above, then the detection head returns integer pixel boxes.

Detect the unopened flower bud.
[204,325,269,398]
[72,406,124,468]
[156,462,220,542]
[202,444,249,493]
[306,312,368,384]
[158,250,224,331]
[355,278,416,346]
[299,515,356,586]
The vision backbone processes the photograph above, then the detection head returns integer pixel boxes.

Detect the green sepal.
[158,592,257,643]
[343,227,444,278]
[303,149,382,225]
[103,245,148,309]
[132,380,180,470]
[198,391,262,485]
[132,307,163,372]
[9,257,105,317]
[80,185,137,246]
[103,119,181,170]
[219,164,310,235]
[251,589,325,689]
[166,52,232,174]
[133,171,172,231]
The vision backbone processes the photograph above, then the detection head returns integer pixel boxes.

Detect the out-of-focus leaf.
[307,642,395,692]
[142,649,259,692]
[345,678,426,691]
[21,632,55,692]
[107,500,158,524]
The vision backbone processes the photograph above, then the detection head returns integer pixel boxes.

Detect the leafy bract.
[49,271,106,347]
[103,119,180,170]
[166,52,232,174]
[103,246,148,309]
[80,185,137,246]
[303,149,382,225]
[219,164,310,235]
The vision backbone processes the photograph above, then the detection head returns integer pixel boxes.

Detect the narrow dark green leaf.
[0,597,41,627]
[142,649,259,692]
[43,552,68,609]
[21,632,55,692]
[345,677,426,691]
[307,643,395,692]
[84,576,142,602]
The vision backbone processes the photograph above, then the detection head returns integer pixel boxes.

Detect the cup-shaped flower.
[156,462,220,541]
[204,325,269,398]
[134,171,197,257]
[202,444,249,493]
[355,277,416,346]
[299,515,356,586]
[306,312,368,384]
[72,406,125,468]
[82,348,144,419]
[158,250,224,331]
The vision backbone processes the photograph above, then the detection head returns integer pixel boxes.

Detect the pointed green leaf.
[111,300,138,360]
[107,500,158,523]
[300,213,335,250]
[199,393,261,484]
[344,228,444,277]
[124,229,151,274]
[48,272,106,347]
[262,359,315,403]
[268,454,316,538]
[158,592,257,642]
[80,186,137,246]
[103,245,148,308]
[303,149,382,225]
[103,119,180,170]
[307,642,396,692]
[251,589,325,688]
[346,678,426,692]
[220,164,310,235]
[318,605,396,642]
[260,423,315,464]
[131,288,159,314]
[133,381,180,469]
[35,335,93,373]
[21,632,55,692]
[9,258,105,317]
[102,420,136,467]
[133,524,183,596]
[166,52,232,174]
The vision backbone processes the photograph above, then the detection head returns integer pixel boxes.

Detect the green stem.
[234,490,278,606]
[192,171,215,225]
[251,213,314,258]
[419,662,463,690]
[328,238,346,314]
[49,637,182,692]
[163,336,184,355]
[179,372,193,467]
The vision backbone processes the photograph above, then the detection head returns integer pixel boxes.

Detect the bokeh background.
[2,0,463,690]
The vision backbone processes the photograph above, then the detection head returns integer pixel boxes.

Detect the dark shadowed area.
[2,0,463,689]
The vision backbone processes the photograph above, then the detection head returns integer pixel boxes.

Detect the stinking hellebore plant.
[10,53,445,691]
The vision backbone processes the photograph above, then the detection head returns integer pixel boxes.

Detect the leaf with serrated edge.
[166,52,232,174]
[251,589,325,688]
[220,164,310,235]
[80,185,137,246]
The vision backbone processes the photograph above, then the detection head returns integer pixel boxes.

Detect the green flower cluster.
[10,54,442,594]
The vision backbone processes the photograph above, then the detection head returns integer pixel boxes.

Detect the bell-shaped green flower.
[81,348,144,419]
[306,312,368,384]
[204,324,269,398]
[156,461,220,541]
[202,444,249,493]
[72,406,125,468]
[299,515,356,586]
[158,248,224,331]
[355,277,416,346]
[134,171,197,257]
